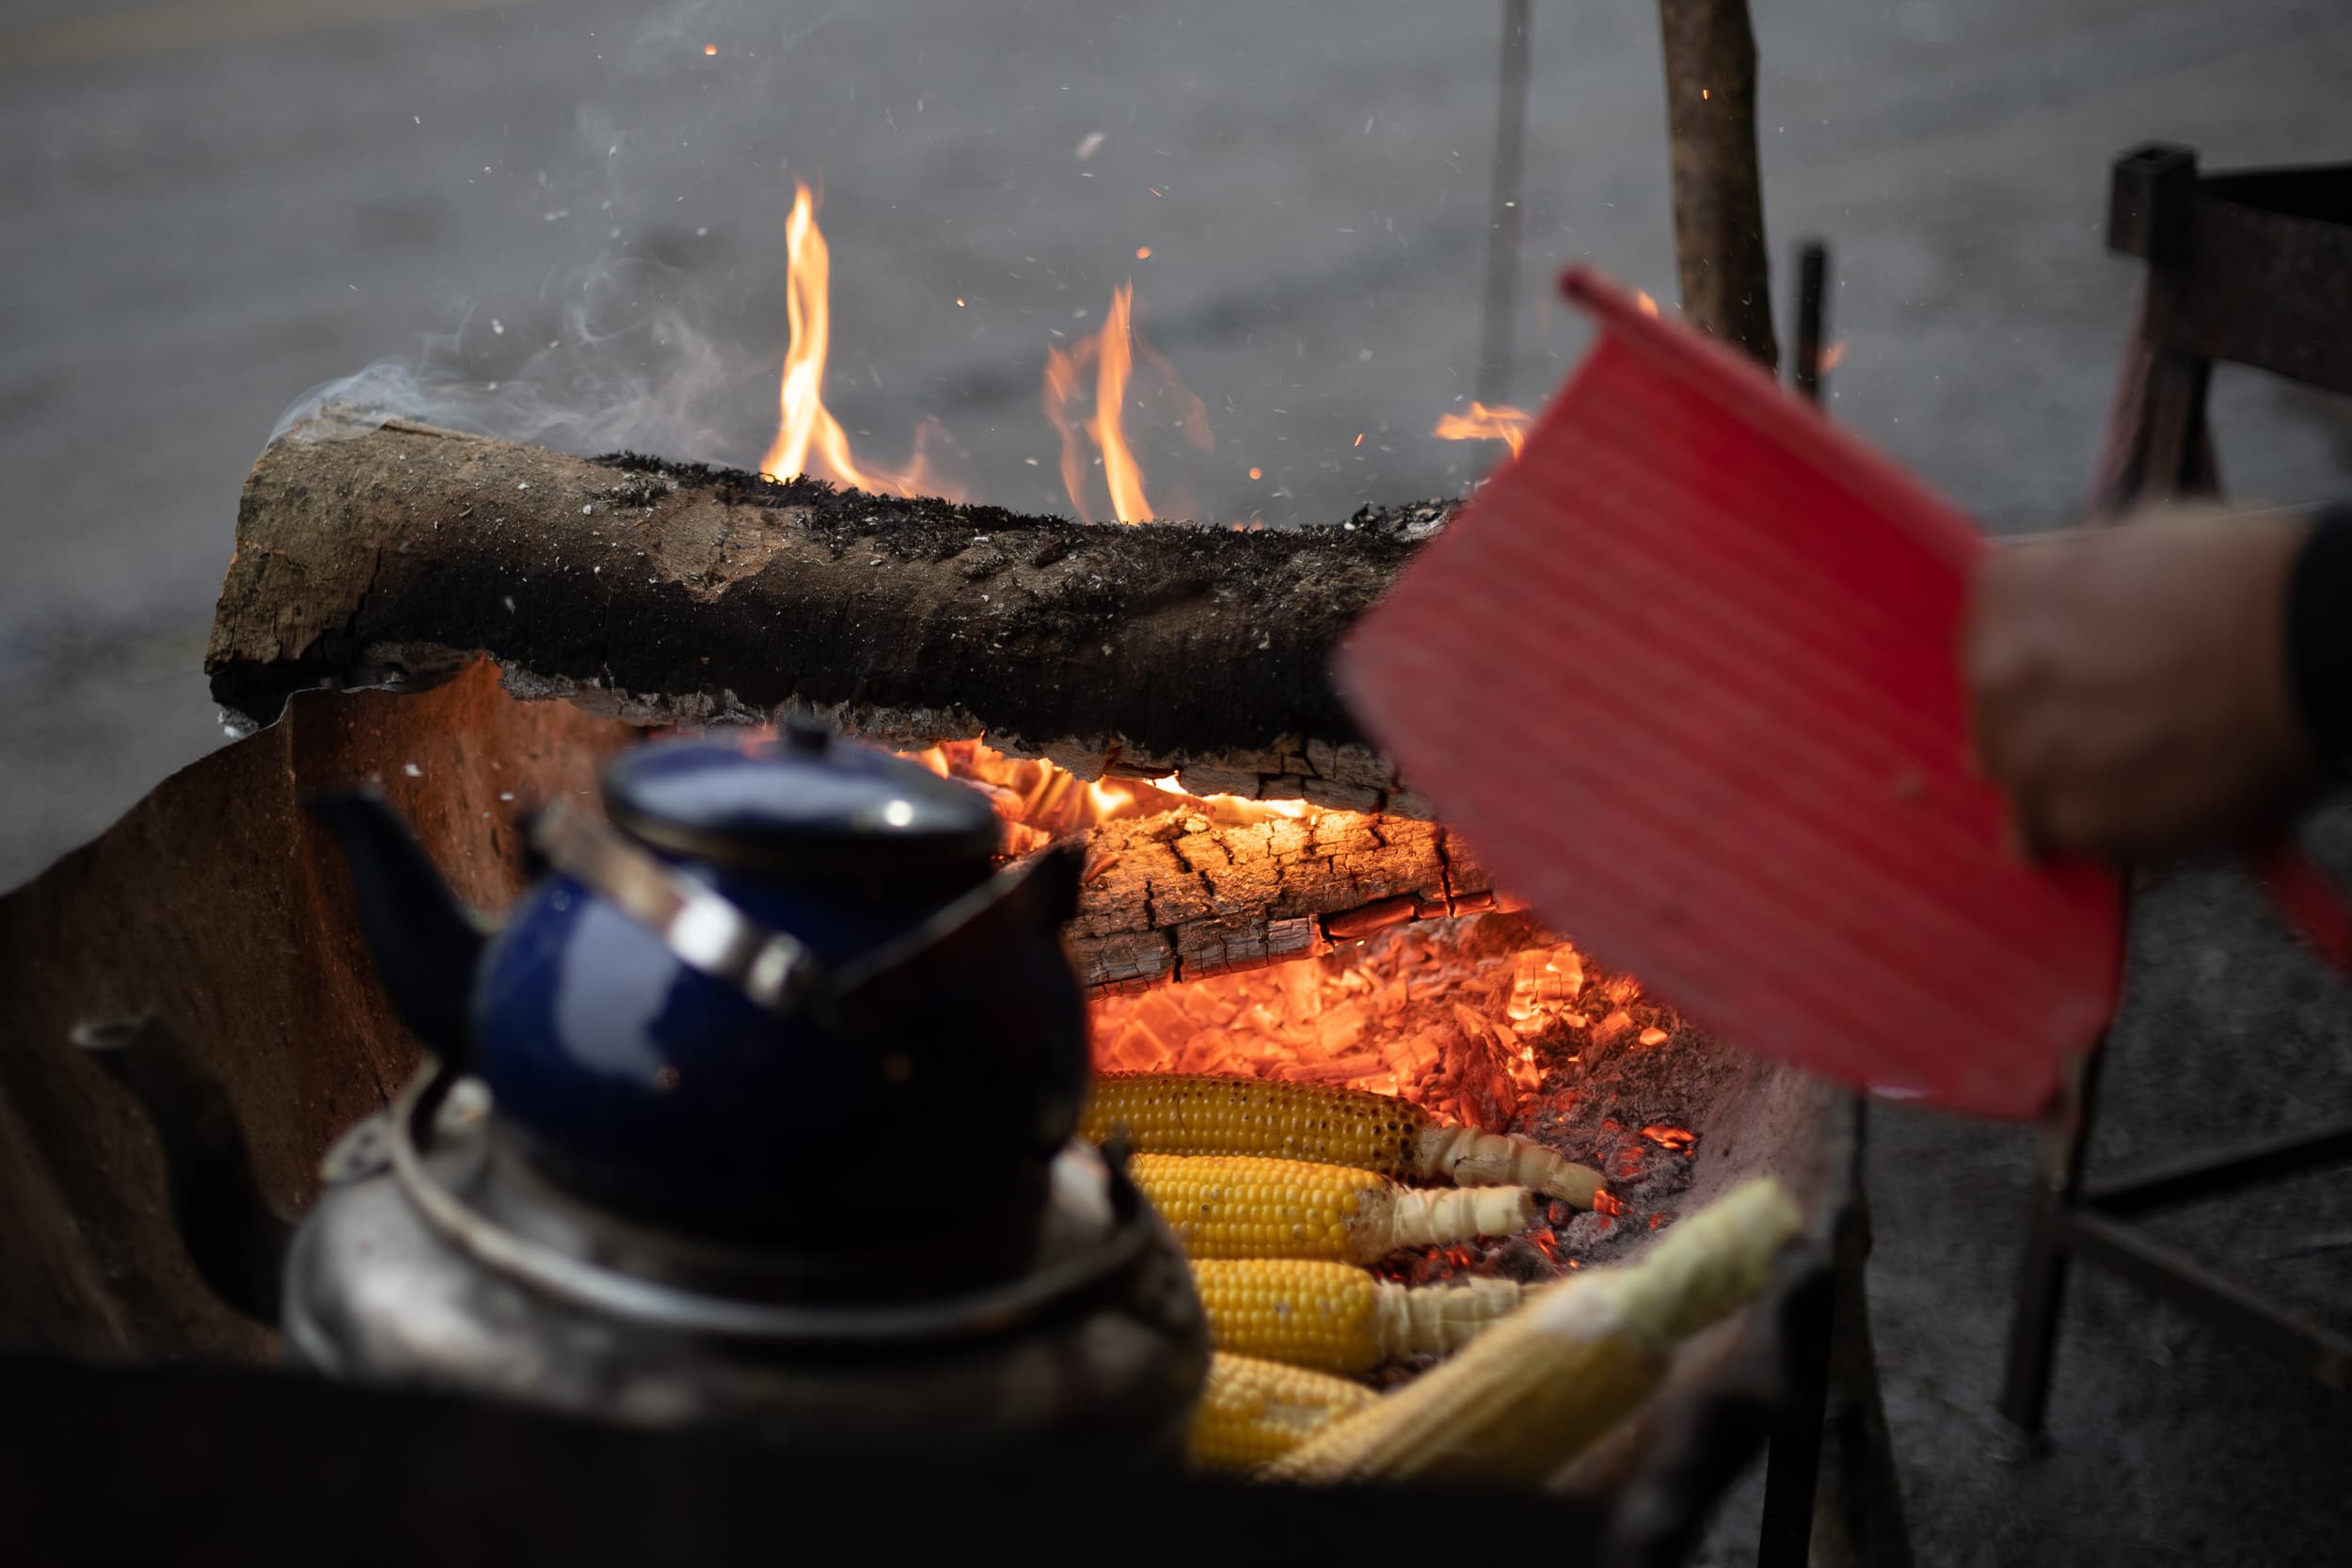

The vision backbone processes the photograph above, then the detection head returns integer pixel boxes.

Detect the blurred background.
[5,0,2350,888]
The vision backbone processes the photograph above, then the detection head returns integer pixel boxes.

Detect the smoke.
[275,0,822,466]
[273,270,746,460]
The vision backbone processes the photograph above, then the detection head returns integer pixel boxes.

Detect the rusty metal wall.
[0,662,631,1356]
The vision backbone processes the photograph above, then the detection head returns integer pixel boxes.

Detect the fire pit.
[1,411,1841,1550]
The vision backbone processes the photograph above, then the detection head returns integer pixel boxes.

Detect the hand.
[1961,502,2320,862]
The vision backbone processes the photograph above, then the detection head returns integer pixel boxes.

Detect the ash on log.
[209,415,1446,807]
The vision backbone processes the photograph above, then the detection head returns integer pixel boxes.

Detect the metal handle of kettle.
[530,801,1082,1027]
[533,800,822,1012]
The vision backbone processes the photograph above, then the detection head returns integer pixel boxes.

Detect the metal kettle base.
[283,1068,1208,1464]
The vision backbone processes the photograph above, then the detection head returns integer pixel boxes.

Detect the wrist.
[2289,503,2352,767]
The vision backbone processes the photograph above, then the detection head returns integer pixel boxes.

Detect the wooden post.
[1476,0,1534,404]
[1655,0,1779,368]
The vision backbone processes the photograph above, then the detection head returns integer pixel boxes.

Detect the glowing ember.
[1431,401,1533,460]
[900,736,1309,852]
[1592,1190,1627,1218]
[1634,288,1662,318]
[758,182,965,500]
[1640,1125,1696,1151]
[1041,281,1210,524]
[1820,338,1849,372]
[1637,1025,1670,1046]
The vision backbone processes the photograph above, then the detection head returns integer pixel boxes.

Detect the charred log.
[207,415,1448,807]
[1068,808,1515,993]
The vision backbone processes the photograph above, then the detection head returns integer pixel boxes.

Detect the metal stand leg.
[1999,1048,2106,1434]
[1757,1098,1911,1568]
[1756,1240,1835,1567]
[1810,1182,1915,1568]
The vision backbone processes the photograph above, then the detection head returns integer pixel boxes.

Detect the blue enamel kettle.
[310,721,1089,1261]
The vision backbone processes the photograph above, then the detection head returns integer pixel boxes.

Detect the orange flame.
[1095,284,1150,522]
[902,737,1311,847]
[758,182,963,499]
[1041,281,1210,523]
[1432,401,1533,459]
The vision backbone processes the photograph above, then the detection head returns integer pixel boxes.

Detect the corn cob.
[1085,1072,1607,1209]
[1262,1177,1804,1485]
[1186,1352,1378,1473]
[1191,1258,1530,1374]
[1131,1151,1536,1263]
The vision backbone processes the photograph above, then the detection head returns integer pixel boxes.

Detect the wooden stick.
[1655,0,1779,369]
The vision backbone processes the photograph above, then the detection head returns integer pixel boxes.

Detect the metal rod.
[1792,241,1829,404]
[1475,0,1533,405]
[2064,1210,2352,1392]
[2088,1122,2352,1218]
[1999,1046,2106,1434]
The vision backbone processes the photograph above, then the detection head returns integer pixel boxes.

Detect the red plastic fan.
[1337,268,2122,1118]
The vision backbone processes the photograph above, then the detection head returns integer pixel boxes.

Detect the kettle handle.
[831,842,1083,1027]
[532,801,823,1012]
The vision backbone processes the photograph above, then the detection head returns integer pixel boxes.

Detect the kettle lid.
[602,722,1000,875]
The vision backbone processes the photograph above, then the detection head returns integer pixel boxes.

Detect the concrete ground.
[6,0,2352,1560]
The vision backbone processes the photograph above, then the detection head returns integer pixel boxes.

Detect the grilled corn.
[1086,1071,1606,1209]
[1191,1257,1528,1374]
[1130,1151,1536,1263]
[1262,1177,1804,1485]
[1186,1352,1377,1472]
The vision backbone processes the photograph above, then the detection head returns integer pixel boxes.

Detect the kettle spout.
[74,1014,290,1326]
[309,788,486,1069]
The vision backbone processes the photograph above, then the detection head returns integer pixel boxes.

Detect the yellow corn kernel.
[1191,1258,1531,1374]
[1129,1151,1536,1264]
[1087,1072,1605,1209]
[1185,1352,1377,1473]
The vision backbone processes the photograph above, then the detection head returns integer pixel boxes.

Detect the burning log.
[1067,807,1508,991]
[207,414,1446,806]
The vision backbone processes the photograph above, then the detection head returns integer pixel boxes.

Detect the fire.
[901,737,1310,852]
[1640,1124,1696,1151]
[1095,285,1150,522]
[1041,281,1211,524]
[1432,402,1533,459]
[758,182,965,500]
